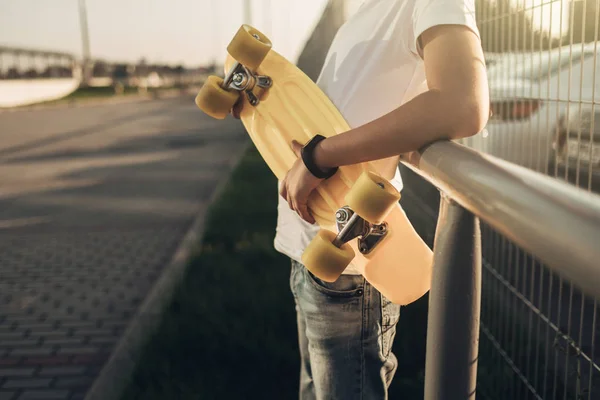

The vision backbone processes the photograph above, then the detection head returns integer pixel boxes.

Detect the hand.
[280,140,324,224]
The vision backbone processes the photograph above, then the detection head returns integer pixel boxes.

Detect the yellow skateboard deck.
[196,25,433,305]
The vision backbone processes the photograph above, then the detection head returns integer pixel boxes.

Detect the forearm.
[314,88,488,169]
[313,24,489,170]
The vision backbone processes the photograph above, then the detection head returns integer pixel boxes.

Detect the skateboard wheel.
[227,25,272,71]
[195,75,240,120]
[345,171,401,225]
[302,230,354,282]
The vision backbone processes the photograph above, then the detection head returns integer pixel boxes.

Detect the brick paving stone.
[27,332,68,339]
[84,366,101,376]
[70,354,107,366]
[0,340,39,348]
[41,339,82,346]
[37,367,85,377]
[43,317,85,324]
[3,379,51,389]
[88,337,118,345]
[0,359,21,367]
[53,377,94,389]
[72,329,113,337]
[13,325,53,331]
[21,357,69,366]
[3,318,42,324]
[0,329,23,335]
[17,390,69,400]
[0,334,25,341]
[56,348,98,356]
[10,349,52,357]
[0,369,35,377]
[97,320,127,329]
[55,322,96,329]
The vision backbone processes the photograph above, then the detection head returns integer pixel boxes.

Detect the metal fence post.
[424,194,482,400]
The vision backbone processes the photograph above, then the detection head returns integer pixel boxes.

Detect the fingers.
[281,165,314,224]
[291,196,313,223]
[296,203,315,224]
[286,189,293,210]
[290,140,303,158]
[280,179,293,210]
[287,187,313,223]
[279,181,287,200]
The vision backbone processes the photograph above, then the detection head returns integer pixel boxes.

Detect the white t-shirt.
[274,0,480,274]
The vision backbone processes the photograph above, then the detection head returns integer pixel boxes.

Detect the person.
[232,0,489,398]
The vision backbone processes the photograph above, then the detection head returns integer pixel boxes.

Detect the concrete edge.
[0,87,201,114]
[84,139,251,400]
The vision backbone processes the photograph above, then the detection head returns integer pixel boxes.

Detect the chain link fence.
[462,1,600,398]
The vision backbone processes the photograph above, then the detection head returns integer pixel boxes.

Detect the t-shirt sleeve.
[411,0,480,57]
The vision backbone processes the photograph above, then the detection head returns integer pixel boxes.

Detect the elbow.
[450,100,490,140]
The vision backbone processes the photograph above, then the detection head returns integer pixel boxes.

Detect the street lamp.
[78,0,92,85]
[244,0,252,24]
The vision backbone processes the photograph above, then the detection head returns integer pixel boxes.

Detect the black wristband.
[301,134,338,179]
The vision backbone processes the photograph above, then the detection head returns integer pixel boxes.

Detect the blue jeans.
[290,259,401,400]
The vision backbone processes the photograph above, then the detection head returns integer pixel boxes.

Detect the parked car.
[463,43,600,192]
[483,51,505,68]
[554,101,600,191]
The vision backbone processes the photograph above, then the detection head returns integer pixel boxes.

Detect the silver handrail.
[402,140,600,299]
[400,140,600,400]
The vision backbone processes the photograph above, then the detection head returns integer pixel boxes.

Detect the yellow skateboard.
[195,25,433,305]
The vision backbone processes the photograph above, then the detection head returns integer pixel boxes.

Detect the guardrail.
[401,141,600,399]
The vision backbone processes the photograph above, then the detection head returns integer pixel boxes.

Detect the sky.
[0,0,331,67]
[0,0,574,68]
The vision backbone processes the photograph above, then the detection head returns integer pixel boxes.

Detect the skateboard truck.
[333,206,388,255]
[221,61,272,106]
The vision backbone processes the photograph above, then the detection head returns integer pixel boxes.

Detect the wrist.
[313,140,332,170]
[301,135,338,179]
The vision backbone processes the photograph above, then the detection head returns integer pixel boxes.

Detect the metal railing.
[401,141,600,399]
[0,46,207,87]
[0,46,77,79]
[458,0,600,398]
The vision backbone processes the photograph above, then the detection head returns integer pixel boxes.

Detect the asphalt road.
[0,96,248,400]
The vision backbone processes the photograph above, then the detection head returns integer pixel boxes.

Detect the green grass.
[64,86,141,99]
[120,145,430,399]
[120,146,298,399]
[11,86,169,110]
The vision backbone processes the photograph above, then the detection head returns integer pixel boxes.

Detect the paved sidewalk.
[0,96,248,400]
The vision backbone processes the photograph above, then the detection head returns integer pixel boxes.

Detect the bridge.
[0,46,208,108]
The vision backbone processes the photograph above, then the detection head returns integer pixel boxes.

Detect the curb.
[0,87,201,114]
[84,140,250,400]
